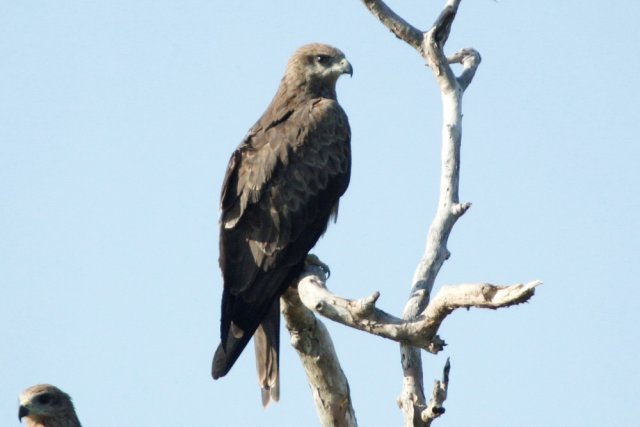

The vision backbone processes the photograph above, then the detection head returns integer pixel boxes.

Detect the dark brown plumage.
[18,384,82,427]
[212,43,353,405]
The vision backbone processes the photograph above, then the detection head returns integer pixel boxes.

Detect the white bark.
[281,274,357,427]
[284,263,540,426]
[295,267,540,352]
[419,358,450,425]
[282,1,540,426]
[362,1,483,424]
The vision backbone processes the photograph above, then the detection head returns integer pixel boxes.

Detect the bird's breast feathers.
[221,98,349,231]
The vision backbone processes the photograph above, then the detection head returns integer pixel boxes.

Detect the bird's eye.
[37,394,52,405]
[315,55,331,65]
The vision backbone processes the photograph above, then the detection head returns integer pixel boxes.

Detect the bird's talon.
[306,254,331,278]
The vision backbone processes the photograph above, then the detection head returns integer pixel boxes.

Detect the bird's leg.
[305,254,331,279]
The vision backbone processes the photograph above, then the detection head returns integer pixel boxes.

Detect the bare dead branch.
[293,261,539,425]
[361,0,424,51]
[295,265,541,353]
[281,285,357,427]
[296,266,444,353]
[421,359,450,425]
[422,1,461,93]
[282,1,539,426]
[448,48,481,90]
[424,281,541,333]
[398,2,471,423]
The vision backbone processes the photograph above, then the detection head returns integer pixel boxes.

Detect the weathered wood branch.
[448,48,481,91]
[294,265,540,353]
[359,0,528,426]
[399,2,473,425]
[285,1,537,426]
[281,284,357,427]
[420,358,450,426]
[286,263,539,425]
[361,0,424,51]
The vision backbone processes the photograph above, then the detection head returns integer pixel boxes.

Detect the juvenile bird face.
[19,384,79,426]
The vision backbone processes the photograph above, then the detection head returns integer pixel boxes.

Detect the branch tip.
[452,202,471,217]
[351,291,380,318]
[427,336,447,354]
[421,357,451,423]
[431,5,457,47]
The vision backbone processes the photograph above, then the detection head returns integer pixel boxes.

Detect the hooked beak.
[339,58,353,77]
[19,405,29,421]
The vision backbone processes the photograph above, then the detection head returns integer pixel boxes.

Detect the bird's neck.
[260,77,337,127]
[278,77,337,103]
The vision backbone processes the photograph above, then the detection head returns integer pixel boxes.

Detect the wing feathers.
[215,96,350,388]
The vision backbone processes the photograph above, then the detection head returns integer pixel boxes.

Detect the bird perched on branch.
[212,43,353,405]
[18,384,82,427]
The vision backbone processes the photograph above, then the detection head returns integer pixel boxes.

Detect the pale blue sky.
[2,1,639,426]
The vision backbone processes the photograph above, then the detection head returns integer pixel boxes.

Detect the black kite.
[212,43,353,405]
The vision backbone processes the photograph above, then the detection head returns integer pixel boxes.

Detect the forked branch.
[294,265,540,353]
[284,1,538,426]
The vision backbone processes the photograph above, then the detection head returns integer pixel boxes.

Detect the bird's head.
[19,384,79,427]
[285,43,353,98]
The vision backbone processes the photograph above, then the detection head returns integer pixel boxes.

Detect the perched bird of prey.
[18,384,82,427]
[212,43,353,405]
